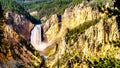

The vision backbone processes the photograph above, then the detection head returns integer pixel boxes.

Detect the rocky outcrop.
[0,10,43,68]
[1,1,120,68]
[44,4,120,68]
[43,14,61,42]
[5,11,34,40]
[62,4,99,29]
[43,14,61,32]
[30,11,38,16]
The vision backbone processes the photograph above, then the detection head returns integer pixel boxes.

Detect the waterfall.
[30,24,46,51]
[31,25,41,46]
[30,24,56,57]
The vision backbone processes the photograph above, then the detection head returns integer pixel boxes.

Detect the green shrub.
[90,0,113,10]
[65,18,100,45]
[0,0,40,24]
[89,57,120,68]
[20,0,87,19]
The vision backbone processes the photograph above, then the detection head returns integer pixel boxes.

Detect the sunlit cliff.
[1,0,120,68]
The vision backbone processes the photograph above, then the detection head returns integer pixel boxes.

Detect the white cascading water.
[30,24,49,52]
[30,24,56,59]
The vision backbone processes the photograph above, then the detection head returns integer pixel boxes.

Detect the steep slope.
[42,2,120,68]
[1,0,120,68]
[0,4,43,68]
[0,0,40,24]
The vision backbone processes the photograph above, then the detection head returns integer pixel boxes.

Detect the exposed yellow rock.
[62,5,99,29]
[45,3,120,68]
[30,11,38,16]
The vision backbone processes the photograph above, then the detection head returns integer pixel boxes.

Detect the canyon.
[1,0,120,68]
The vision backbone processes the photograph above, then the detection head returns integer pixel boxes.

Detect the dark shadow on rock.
[24,12,41,25]
[41,26,44,41]
[114,0,120,9]
[114,0,120,32]
[39,57,46,68]
[19,38,36,53]
[116,16,120,32]
[57,14,62,23]
[0,3,3,18]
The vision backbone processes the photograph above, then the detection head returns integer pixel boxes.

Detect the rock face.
[5,11,34,40]
[62,4,98,29]
[77,16,119,57]
[43,14,62,43]
[44,4,120,68]
[0,10,42,68]
[1,1,120,68]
